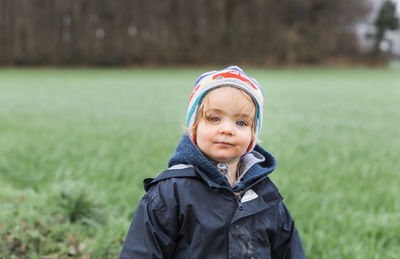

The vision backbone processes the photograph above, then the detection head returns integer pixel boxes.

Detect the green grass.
[0,67,399,258]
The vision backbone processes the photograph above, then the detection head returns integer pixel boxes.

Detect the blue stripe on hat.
[193,71,216,87]
[186,91,208,127]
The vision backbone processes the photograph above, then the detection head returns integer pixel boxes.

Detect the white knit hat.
[186,66,264,152]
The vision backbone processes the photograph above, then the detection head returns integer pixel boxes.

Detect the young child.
[120,66,306,258]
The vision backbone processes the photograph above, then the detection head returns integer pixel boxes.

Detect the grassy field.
[0,67,399,258]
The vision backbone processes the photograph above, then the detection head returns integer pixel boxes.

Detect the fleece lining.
[168,135,276,192]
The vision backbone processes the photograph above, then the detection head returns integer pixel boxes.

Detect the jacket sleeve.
[271,201,306,259]
[119,190,179,259]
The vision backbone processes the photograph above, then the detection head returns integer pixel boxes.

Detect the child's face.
[195,87,255,164]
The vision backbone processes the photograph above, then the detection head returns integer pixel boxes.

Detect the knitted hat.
[186,65,264,152]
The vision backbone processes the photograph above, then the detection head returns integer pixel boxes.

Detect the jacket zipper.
[217,186,244,211]
[234,194,243,210]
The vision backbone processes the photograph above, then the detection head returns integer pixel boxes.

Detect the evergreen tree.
[374,0,399,52]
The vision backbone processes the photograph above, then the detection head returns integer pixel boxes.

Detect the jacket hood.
[168,135,276,192]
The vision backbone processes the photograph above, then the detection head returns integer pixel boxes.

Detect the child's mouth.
[214,141,233,147]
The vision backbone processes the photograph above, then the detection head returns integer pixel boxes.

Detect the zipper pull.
[235,195,243,210]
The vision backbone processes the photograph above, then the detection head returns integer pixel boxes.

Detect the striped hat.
[186,66,264,152]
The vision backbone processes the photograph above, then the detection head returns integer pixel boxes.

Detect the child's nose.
[218,120,234,135]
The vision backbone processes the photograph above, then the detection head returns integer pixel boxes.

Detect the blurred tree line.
[0,0,373,66]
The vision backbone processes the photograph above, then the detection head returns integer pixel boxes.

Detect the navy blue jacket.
[120,136,306,259]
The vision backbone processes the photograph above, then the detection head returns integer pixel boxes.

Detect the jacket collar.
[168,135,277,192]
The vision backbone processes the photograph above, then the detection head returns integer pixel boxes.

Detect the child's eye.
[210,116,220,122]
[206,115,220,122]
[236,121,248,127]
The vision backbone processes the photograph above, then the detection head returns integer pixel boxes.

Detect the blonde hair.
[188,86,256,141]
